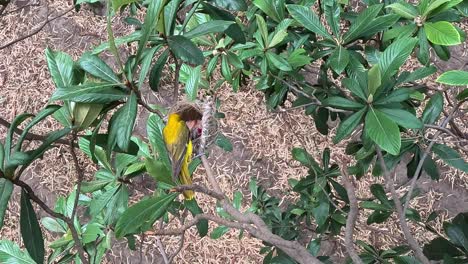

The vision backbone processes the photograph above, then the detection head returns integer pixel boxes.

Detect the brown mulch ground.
[1,0,467,263]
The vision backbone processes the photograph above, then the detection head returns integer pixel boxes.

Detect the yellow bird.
[163,113,194,200]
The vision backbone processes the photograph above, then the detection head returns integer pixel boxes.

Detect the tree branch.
[376,147,430,264]
[172,56,181,103]
[12,179,89,264]
[341,169,363,264]
[0,6,74,50]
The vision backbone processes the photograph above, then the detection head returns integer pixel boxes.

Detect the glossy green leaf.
[92,31,142,55]
[185,199,208,237]
[254,0,280,21]
[40,217,66,233]
[334,108,366,143]
[145,158,174,187]
[138,46,160,89]
[79,53,120,83]
[379,37,418,80]
[422,92,443,124]
[45,48,75,88]
[432,143,468,172]
[211,226,230,239]
[0,240,36,264]
[112,0,137,11]
[200,3,246,44]
[20,189,44,264]
[213,0,247,10]
[147,114,171,172]
[82,223,104,244]
[0,179,13,230]
[365,107,401,155]
[417,28,430,65]
[436,70,468,85]
[80,180,113,193]
[374,89,412,105]
[51,83,127,104]
[328,46,349,74]
[215,133,233,152]
[425,21,461,45]
[266,52,292,72]
[184,20,235,39]
[115,193,177,238]
[135,0,164,65]
[386,2,418,18]
[149,49,170,92]
[377,108,423,129]
[368,64,381,95]
[287,4,333,40]
[324,0,340,36]
[342,78,367,100]
[89,186,120,217]
[185,65,201,101]
[167,35,204,65]
[423,237,463,260]
[322,97,365,110]
[399,66,437,84]
[108,93,137,152]
[343,4,382,43]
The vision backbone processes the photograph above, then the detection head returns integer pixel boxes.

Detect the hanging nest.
[169,99,218,155]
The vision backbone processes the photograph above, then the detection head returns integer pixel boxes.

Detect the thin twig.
[172,57,181,102]
[404,103,462,214]
[0,117,69,144]
[155,221,169,264]
[376,147,430,264]
[12,179,89,264]
[0,6,74,50]
[69,133,84,222]
[341,169,363,264]
[1,2,40,16]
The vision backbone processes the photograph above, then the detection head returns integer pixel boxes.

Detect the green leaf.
[40,217,66,233]
[79,53,120,83]
[386,2,418,18]
[399,66,437,84]
[92,31,142,55]
[432,144,468,172]
[0,240,36,264]
[312,192,330,227]
[374,89,412,105]
[115,193,177,238]
[291,148,320,169]
[342,78,367,100]
[200,3,246,44]
[377,108,423,129]
[149,49,170,92]
[254,0,280,21]
[457,89,468,101]
[343,4,382,43]
[108,93,137,152]
[425,21,461,46]
[184,199,208,237]
[324,1,341,36]
[145,158,174,187]
[379,37,418,80]
[185,65,201,101]
[334,108,366,143]
[266,52,292,71]
[163,0,182,36]
[82,223,104,244]
[112,0,137,11]
[213,0,247,10]
[362,14,400,38]
[135,0,164,65]
[226,51,244,69]
[423,237,463,260]
[20,189,44,264]
[215,133,233,152]
[368,64,381,95]
[328,46,349,74]
[147,114,172,172]
[287,4,333,40]
[422,92,443,124]
[89,186,120,217]
[80,180,113,193]
[424,0,452,16]
[184,20,235,39]
[322,96,365,110]
[436,70,468,85]
[417,28,430,65]
[138,46,160,89]
[365,107,401,155]
[0,143,4,171]
[51,82,127,103]
[167,35,204,65]
[0,179,13,230]
[211,226,230,239]
[45,48,75,88]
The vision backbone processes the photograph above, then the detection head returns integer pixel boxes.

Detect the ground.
[0,0,467,263]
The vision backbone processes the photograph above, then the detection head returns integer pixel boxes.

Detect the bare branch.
[341,169,363,264]
[376,147,430,264]
[172,55,181,103]
[170,184,224,200]
[0,6,74,50]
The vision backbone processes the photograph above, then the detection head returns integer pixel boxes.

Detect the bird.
[163,113,194,200]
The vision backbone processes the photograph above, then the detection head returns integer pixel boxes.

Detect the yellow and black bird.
[163,113,194,200]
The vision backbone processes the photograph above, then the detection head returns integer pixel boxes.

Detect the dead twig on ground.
[0,6,74,50]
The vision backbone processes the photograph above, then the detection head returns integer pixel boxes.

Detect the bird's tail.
[181,141,194,200]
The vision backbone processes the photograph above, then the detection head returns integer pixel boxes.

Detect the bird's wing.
[164,121,190,183]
